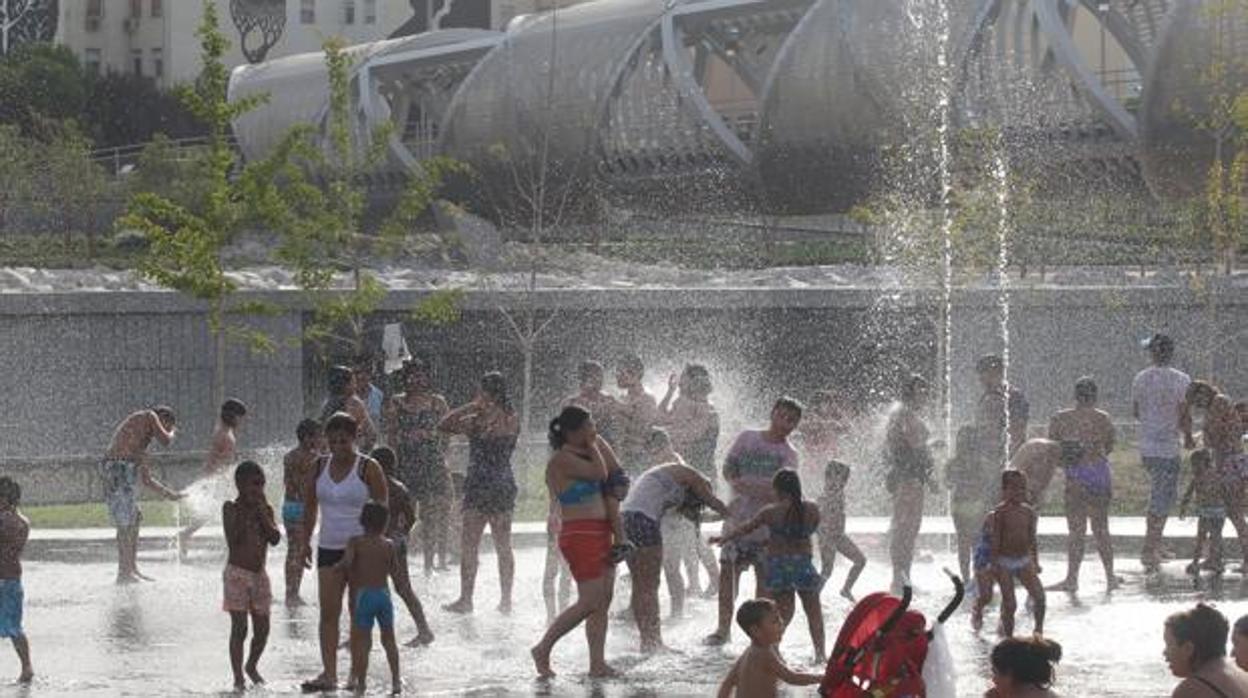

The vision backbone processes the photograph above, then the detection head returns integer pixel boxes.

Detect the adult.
[177,398,247,553]
[383,359,451,574]
[438,372,520,614]
[1164,604,1248,698]
[948,424,996,583]
[975,354,1030,462]
[704,397,803,645]
[885,374,935,593]
[613,354,658,473]
[1134,334,1193,571]
[321,364,377,453]
[1186,381,1248,572]
[644,428,717,610]
[563,360,617,443]
[1047,377,1120,592]
[298,412,388,693]
[1009,438,1066,508]
[353,355,386,434]
[100,406,183,583]
[531,406,619,678]
[658,364,721,595]
[622,456,728,652]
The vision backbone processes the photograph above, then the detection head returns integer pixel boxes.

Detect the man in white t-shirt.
[1133,334,1193,571]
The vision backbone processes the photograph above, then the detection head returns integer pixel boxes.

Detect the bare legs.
[391,545,434,645]
[773,588,826,662]
[350,623,401,694]
[997,565,1045,636]
[115,525,140,583]
[1049,484,1119,591]
[11,634,31,683]
[417,492,450,574]
[302,564,346,690]
[820,533,866,601]
[445,510,514,613]
[228,611,269,689]
[627,544,665,652]
[1220,480,1248,570]
[542,534,572,622]
[531,569,616,678]
[889,481,924,592]
[706,555,765,644]
[284,524,307,606]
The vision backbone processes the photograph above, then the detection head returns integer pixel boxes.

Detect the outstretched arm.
[711,507,768,544]
[438,400,480,435]
[765,648,824,686]
[716,658,740,698]
[149,411,176,446]
[139,462,182,500]
[687,471,729,516]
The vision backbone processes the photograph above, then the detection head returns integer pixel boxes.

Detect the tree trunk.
[214,299,227,410]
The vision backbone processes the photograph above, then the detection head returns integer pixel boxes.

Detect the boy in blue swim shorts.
[338,501,401,694]
[281,419,322,606]
[0,477,32,683]
[973,470,1045,637]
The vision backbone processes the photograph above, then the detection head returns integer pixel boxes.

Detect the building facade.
[55,0,529,87]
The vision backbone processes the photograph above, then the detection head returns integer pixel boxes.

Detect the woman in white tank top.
[298,412,388,692]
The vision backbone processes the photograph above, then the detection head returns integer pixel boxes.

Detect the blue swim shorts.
[765,554,822,594]
[353,586,394,631]
[1143,457,1181,517]
[0,579,23,638]
[281,500,305,526]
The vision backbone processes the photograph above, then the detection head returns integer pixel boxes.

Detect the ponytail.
[549,406,591,450]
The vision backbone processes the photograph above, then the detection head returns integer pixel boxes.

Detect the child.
[371,447,435,645]
[221,461,281,690]
[974,471,1045,637]
[338,501,402,694]
[282,418,322,606]
[180,398,248,554]
[1180,449,1225,574]
[984,636,1063,698]
[0,477,32,683]
[817,460,866,602]
[712,469,825,661]
[446,472,465,566]
[717,598,823,698]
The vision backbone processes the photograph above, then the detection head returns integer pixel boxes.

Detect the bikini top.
[558,478,601,505]
[769,520,818,540]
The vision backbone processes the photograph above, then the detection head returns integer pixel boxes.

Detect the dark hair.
[577,360,604,383]
[900,374,928,404]
[976,354,1004,373]
[296,418,322,443]
[773,396,804,419]
[618,353,644,376]
[327,365,354,396]
[991,636,1062,688]
[233,460,264,489]
[371,446,396,475]
[1002,469,1027,490]
[1148,333,1175,363]
[402,358,429,380]
[773,469,804,534]
[1235,614,1248,638]
[644,426,671,453]
[825,460,851,484]
[360,500,389,534]
[220,398,248,427]
[0,477,19,506]
[353,354,379,374]
[325,411,358,437]
[1186,380,1218,406]
[1074,376,1098,404]
[681,364,712,397]
[1191,449,1213,472]
[152,405,176,425]
[1166,603,1230,667]
[480,372,512,412]
[549,406,591,450]
[736,598,778,636]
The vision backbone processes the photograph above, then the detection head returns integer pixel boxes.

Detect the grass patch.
[25,501,180,529]
[0,234,143,269]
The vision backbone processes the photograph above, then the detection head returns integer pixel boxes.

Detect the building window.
[85,0,103,31]
[132,49,143,76]
[130,0,142,18]
[151,48,163,80]
[344,0,356,25]
[151,0,163,18]
[364,0,376,24]
[85,49,102,74]
[301,0,315,23]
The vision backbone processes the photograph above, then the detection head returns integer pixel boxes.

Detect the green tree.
[36,120,112,255]
[0,43,86,136]
[0,124,31,233]
[115,1,271,406]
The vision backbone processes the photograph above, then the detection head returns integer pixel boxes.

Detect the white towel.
[382,323,411,374]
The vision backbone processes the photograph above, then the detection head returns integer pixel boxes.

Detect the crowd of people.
[0,333,1246,695]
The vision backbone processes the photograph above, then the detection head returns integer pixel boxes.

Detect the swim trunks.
[1200,506,1227,521]
[622,511,661,549]
[282,500,305,526]
[317,547,345,569]
[1066,459,1112,499]
[354,586,395,631]
[222,565,272,615]
[973,529,992,572]
[1143,457,1182,517]
[558,518,612,582]
[0,579,22,638]
[99,458,140,527]
[995,556,1032,576]
[765,554,822,593]
[720,540,765,567]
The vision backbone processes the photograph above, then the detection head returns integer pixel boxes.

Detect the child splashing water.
[817,460,866,602]
[713,469,826,662]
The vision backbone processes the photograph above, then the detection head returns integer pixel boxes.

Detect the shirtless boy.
[222,461,281,690]
[0,478,32,683]
[974,471,1045,636]
[563,360,617,442]
[179,398,248,553]
[371,447,435,646]
[101,406,182,583]
[283,418,323,606]
[338,501,403,694]
[717,598,822,698]
[613,354,658,473]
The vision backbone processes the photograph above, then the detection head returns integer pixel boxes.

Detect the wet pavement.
[5,540,1243,696]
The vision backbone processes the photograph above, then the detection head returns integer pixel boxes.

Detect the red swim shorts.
[558,518,612,582]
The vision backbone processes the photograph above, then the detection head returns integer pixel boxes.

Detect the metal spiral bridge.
[228,0,1240,216]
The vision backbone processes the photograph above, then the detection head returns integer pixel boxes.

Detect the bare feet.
[588,663,620,679]
[971,607,984,632]
[497,598,513,614]
[116,573,139,585]
[840,587,856,603]
[245,663,264,685]
[133,569,155,582]
[443,598,473,614]
[1106,574,1124,591]
[531,645,555,679]
[391,679,403,694]
[702,630,729,646]
[233,677,246,692]
[300,673,337,692]
[406,630,435,647]
[286,595,307,607]
[1045,579,1078,592]
[17,671,32,684]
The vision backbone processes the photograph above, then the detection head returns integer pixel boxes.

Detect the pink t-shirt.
[722,430,798,544]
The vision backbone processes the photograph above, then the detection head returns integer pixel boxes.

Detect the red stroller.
[820,571,964,698]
